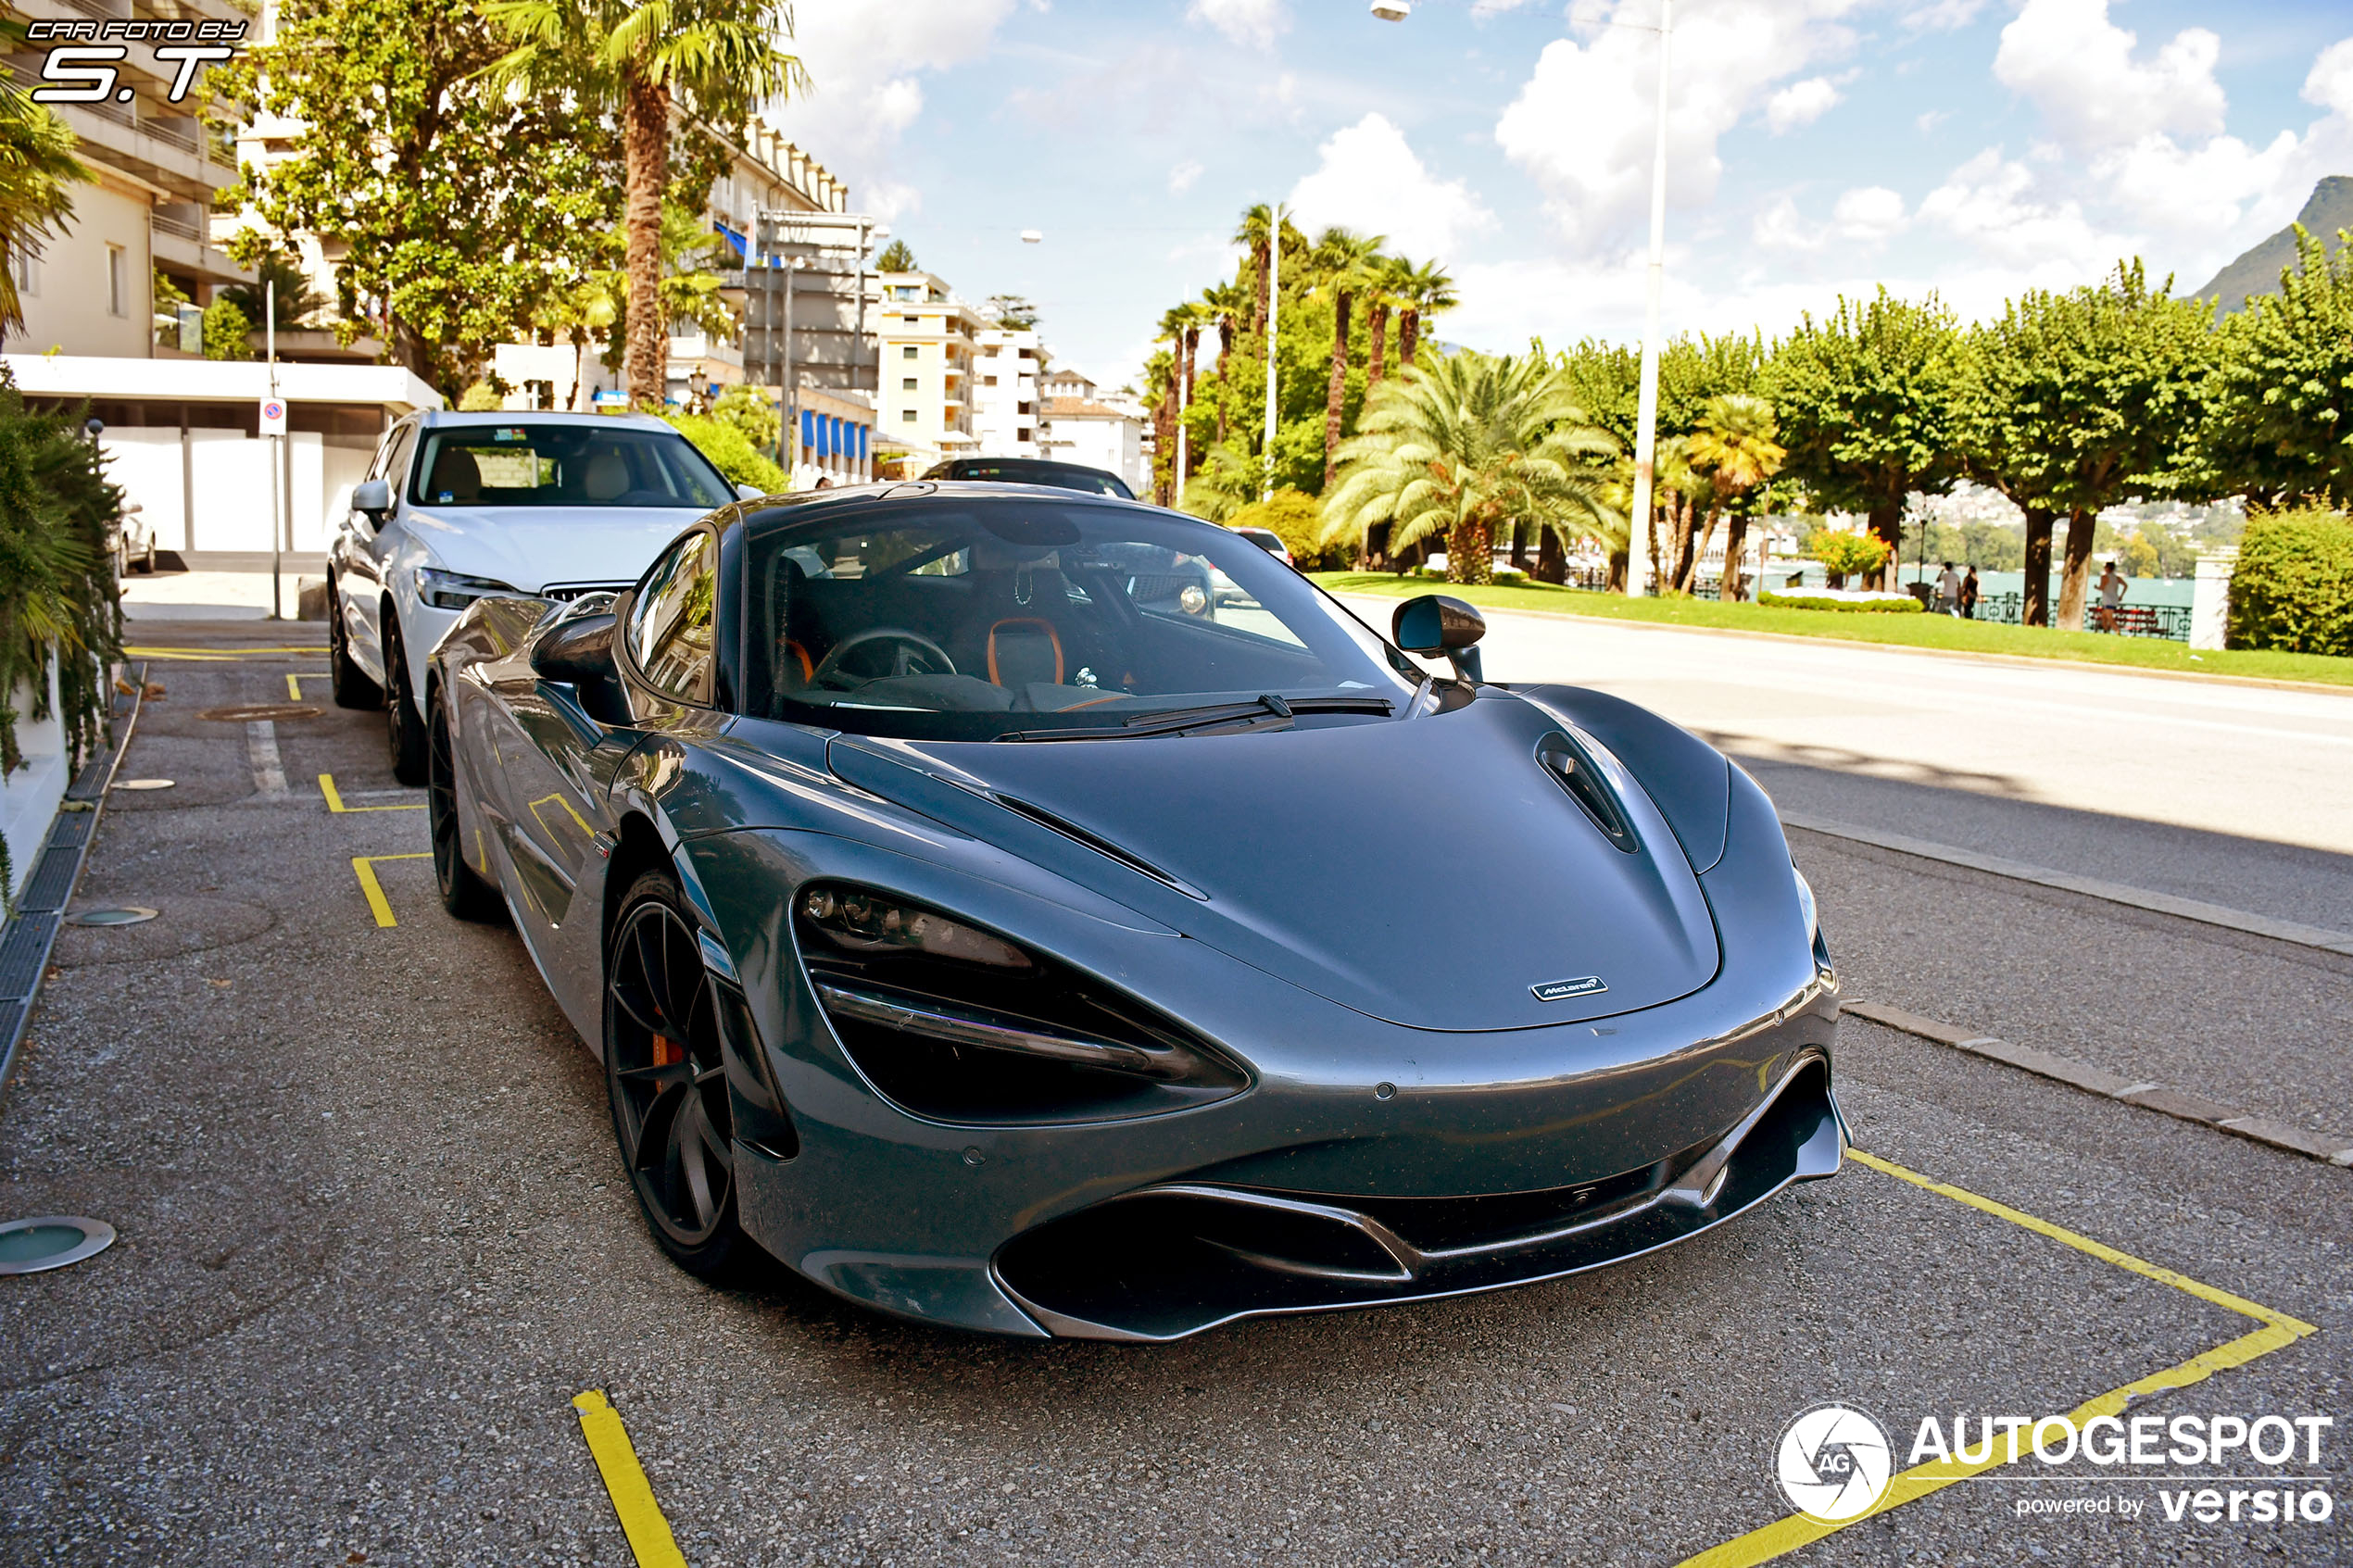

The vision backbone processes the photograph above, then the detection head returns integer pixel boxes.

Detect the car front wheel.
[384,614,427,785]
[329,583,383,710]
[428,687,502,922]
[604,870,748,1277]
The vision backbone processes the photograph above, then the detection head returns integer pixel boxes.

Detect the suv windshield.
[410,423,734,510]
[747,498,1416,740]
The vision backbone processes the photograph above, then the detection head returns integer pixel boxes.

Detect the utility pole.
[1261,206,1281,503]
[1627,0,1672,597]
[267,279,282,621]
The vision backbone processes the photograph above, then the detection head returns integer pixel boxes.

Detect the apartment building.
[874,270,980,470]
[969,326,1044,459]
[1037,368,1146,492]
[5,0,254,357]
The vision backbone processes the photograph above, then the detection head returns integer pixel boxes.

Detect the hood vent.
[1537,731,1639,852]
[989,792,1207,900]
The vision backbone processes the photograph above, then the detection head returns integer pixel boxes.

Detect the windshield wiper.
[996,693,1392,742]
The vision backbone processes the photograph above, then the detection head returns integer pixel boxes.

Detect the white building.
[1037,369,1146,492]
[970,326,1044,459]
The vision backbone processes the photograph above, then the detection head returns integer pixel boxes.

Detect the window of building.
[901,409,918,422]
[1018,348,1036,360]
[106,245,127,317]
[984,375,998,387]
[1018,401,1033,415]
[902,314,920,325]
[10,248,36,299]
[985,345,1000,357]
[902,345,918,359]
[901,376,918,391]
[1017,428,1032,442]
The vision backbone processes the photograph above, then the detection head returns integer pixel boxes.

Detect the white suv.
[329,410,751,782]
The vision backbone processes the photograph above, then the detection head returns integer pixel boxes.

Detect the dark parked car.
[426,484,1844,1339]
[922,457,1134,499]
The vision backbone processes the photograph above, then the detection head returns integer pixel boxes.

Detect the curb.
[0,661,145,1104]
[1329,588,2353,699]
[1841,999,2353,1166]
[1779,813,2353,959]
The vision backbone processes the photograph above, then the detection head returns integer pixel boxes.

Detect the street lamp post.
[1627,0,1673,598]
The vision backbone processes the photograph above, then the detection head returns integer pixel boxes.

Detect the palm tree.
[1392,257,1457,374]
[1683,393,1784,599]
[1364,255,1407,387]
[486,0,808,409]
[0,84,90,339]
[1231,204,1276,336]
[1310,227,1387,490]
[1200,279,1249,450]
[1319,349,1621,586]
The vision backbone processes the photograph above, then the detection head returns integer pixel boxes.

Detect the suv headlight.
[416,567,520,610]
[796,884,1250,1125]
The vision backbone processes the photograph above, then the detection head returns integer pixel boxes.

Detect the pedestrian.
[1934,559,1963,616]
[2095,560,2126,632]
[1959,564,1980,620]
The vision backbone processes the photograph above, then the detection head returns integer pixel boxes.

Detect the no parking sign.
[258,397,286,434]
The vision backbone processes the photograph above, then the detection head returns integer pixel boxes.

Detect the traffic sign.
[259,397,287,434]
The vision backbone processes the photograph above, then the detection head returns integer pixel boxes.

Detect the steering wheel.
[810,627,958,688]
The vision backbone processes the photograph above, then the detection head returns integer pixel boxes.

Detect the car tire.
[604,869,749,1278]
[329,583,384,710]
[141,538,157,574]
[383,614,428,785]
[427,686,503,922]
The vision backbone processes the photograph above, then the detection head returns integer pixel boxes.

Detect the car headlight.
[1793,866,1832,975]
[1177,583,1208,615]
[796,884,1250,1124]
[416,567,521,611]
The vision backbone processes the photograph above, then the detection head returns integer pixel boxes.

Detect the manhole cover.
[68,908,158,927]
[116,778,175,791]
[0,1216,117,1274]
[198,704,319,722]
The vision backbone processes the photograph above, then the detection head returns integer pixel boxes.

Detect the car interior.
[410,426,734,510]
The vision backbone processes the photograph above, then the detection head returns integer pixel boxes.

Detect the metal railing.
[150,211,199,242]
[1968,593,2190,640]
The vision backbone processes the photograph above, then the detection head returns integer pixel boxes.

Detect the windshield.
[409,423,734,510]
[934,460,1134,499]
[747,498,1417,740]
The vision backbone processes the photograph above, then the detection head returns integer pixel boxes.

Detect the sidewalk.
[120,553,328,621]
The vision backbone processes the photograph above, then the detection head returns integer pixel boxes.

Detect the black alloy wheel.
[427,689,502,921]
[384,615,427,784]
[605,871,746,1275]
[328,581,384,709]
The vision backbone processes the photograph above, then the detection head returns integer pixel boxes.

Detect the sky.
[766,0,2353,392]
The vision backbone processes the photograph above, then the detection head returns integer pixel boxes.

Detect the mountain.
[2197,176,2353,315]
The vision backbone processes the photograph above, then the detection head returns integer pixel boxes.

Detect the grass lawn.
[1311,572,2353,691]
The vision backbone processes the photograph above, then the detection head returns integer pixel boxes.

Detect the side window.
[383,424,420,498]
[629,532,719,704]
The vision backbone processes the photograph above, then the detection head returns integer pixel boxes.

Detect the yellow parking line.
[321,772,425,813]
[1676,1149,2318,1568]
[351,853,430,927]
[572,1390,688,1568]
[285,672,332,700]
[122,646,321,661]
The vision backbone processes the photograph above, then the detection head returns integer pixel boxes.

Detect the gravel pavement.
[0,621,2344,1567]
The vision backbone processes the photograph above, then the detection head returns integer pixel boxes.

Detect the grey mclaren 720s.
[425,481,1846,1340]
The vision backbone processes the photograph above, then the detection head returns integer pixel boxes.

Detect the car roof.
[418,408,673,432]
[739,481,1195,541]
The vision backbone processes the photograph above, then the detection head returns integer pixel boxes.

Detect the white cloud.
[1904,0,1985,31]
[1916,148,2130,273]
[1189,0,1287,51]
[1167,159,1204,195]
[2094,132,2301,241]
[1752,196,1824,254]
[2307,37,2353,118]
[1492,0,1864,251]
[1992,0,2225,152]
[1288,113,1498,261]
[1748,186,1904,254]
[1766,77,1843,134]
[766,0,1020,214]
[1832,185,1906,244]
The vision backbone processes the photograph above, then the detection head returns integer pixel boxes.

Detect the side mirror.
[352,478,392,525]
[530,609,628,723]
[1391,594,1488,684]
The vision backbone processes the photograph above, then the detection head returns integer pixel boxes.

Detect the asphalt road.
[1,621,2346,1567]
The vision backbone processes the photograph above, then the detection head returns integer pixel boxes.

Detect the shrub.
[198,298,253,361]
[711,383,779,450]
[1226,489,1344,569]
[457,382,503,411]
[1758,589,1924,614]
[1802,527,1890,585]
[665,412,786,495]
[2226,505,2353,656]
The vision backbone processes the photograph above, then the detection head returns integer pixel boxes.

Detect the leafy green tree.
[0,83,90,340]
[2203,226,2353,508]
[200,299,254,362]
[485,0,808,408]
[1803,528,1890,588]
[218,0,620,393]
[711,383,779,450]
[1769,288,1962,590]
[875,237,917,273]
[221,247,327,332]
[666,410,786,493]
[1953,262,2215,627]
[1320,349,1620,584]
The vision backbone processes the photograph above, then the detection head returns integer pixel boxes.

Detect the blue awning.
[716,222,748,258]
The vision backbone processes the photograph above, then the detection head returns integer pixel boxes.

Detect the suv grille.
[540,581,631,603]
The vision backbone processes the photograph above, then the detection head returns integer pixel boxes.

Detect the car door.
[339,418,419,684]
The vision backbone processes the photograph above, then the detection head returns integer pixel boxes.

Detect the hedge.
[1757,589,1924,614]
[665,413,787,495]
[2227,506,2353,656]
